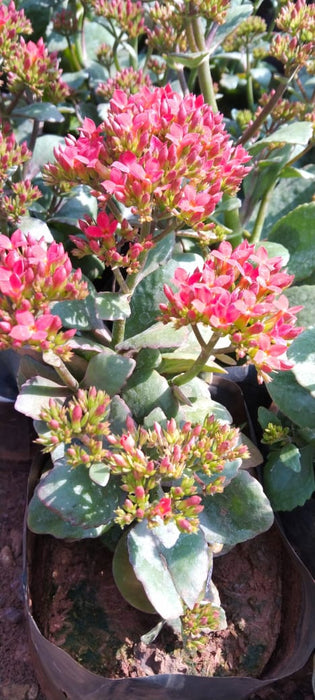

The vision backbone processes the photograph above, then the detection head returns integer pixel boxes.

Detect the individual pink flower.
[159,240,303,381]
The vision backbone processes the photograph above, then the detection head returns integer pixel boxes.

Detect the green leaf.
[258,406,282,430]
[264,444,315,511]
[95,293,131,321]
[122,367,178,423]
[89,463,110,487]
[212,3,253,52]
[108,395,131,434]
[31,134,65,170]
[13,102,64,122]
[278,443,301,472]
[135,233,175,285]
[287,328,315,396]
[267,370,315,429]
[199,470,274,546]
[50,186,97,226]
[176,396,232,426]
[51,286,101,331]
[285,285,315,329]
[37,457,122,528]
[18,216,53,242]
[166,51,210,69]
[249,122,313,155]
[15,377,70,419]
[125,252,204,337]
[83,351,136,396]
[118,322,189,352]
[268,203,315,282]
[127,520,209,618]
[28,487,109,539]
[259,164,315,236]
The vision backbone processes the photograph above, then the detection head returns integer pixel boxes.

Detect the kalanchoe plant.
[0,0,314,652]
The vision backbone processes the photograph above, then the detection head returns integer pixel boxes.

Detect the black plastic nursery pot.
[23,375,315,700]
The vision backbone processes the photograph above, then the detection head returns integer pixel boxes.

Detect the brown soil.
[31,529,283,679]
[0,405,313,699]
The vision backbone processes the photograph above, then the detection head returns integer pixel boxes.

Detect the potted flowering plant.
[0,0,314,696]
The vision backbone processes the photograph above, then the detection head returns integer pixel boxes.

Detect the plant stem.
[55,361,79,392]
[249,181,276,243]
[245,46,254,112]
[190,15,218,112]
[111,318,126,348]
[237,76,294,146]
[172,332,220,386]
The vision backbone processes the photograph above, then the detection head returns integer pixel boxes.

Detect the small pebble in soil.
[26,683,39,700]
[0,545,15,568]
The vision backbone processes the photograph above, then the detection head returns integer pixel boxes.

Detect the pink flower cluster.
[5,36,69,103]
[0,1,32,59]
[45,85,250,236]
[0,229,88,359]
[160,240,303,381]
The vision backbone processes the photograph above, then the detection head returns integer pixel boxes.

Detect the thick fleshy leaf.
[118,322,189,352]
[18,215,53,242]
[37,458,122,528]
[268,203,315,281]
[83,351,136,396]
[95,293,131,321]
[287,328,315,396]
[267,370,315,429]
[89,463,110,487]
[135,233,175,284]
[166,51,210,69]
[32,134,65,169]
[212,3,253,52]
[199,470,274,546]
[15,377,70,419]
[249,122,313,155]
[259,164,315,236]
[108,395,131,434]
[125,252,204,337]
[122,367,178,422]
[13,102,64,122]
[28,488,109,539]
[51,295,100,331]
[36,459,124,528]
[50,186,97,226]
[267,443,301,473]
[264,444,315,511]
[127,520,209,618]
[285,285,315,329]
[176,396,232,426]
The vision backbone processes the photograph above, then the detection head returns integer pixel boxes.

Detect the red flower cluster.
[160,240,303,381]
[0,229,88,358]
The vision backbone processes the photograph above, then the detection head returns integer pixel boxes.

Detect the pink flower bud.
[135,485,145,499]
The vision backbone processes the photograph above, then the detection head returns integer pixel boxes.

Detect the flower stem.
[237,76,293,146]
[190,16,218,112]
[111,319,126,348]
[54,361,79,392]
[249,181,276,243]
[172,332,220,386]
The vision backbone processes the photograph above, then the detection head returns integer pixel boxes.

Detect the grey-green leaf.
[267,370,315,429]
[28,488,109,539]
[264,444,315,511]
[37,458,122,528]
[15,377,70,419]
[287,328,315,396]
[83,351,136,396]
[128,521,183,619]
[268,203,315,282]
[199,470,274,546]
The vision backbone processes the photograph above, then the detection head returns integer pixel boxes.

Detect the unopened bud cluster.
[37,388,111,467]
[182,600,222,650]
[90,0,145,39]
[261,422,290,446]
